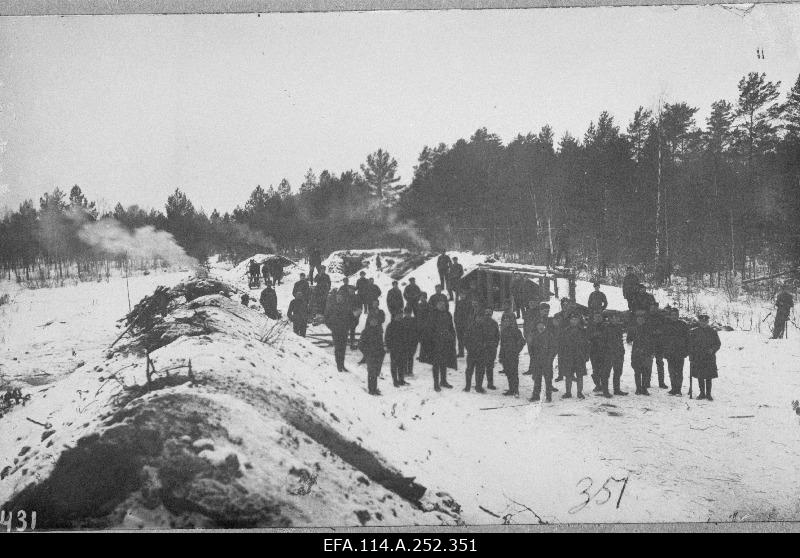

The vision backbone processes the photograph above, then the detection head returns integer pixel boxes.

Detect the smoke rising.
[227,223,277,251]
[77,218,198,267]
[385,212,432,252]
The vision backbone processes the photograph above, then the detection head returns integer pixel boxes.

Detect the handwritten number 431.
[569,476,629,515]
[0,510,37,532]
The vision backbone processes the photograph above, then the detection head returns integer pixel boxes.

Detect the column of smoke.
[77,218,198,268]
[333,196,432,252]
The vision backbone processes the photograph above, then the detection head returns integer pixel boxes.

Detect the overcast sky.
[1,5,799,214]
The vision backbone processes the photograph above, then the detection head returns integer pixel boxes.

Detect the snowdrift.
[0,276,462,529]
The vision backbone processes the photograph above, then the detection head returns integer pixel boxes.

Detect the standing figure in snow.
[339,277,361,349]
[499,313,526,396]
[429,283,450,313]
[558,313,589,399]
[600,312,627,396]
[287,291,308,337]
[415,292,432,362]
[453,291,473,358]
[356,271,371,314]
[554,224,570,266]
[587,311,606,393]
[308,247,322,285]
[421,299,457,392]
[528,320,558,402]
[587,281,608,315]
[358,313,386,396]
[384,312,409,387]
[366,278,382,313]
[772,288,795,339]
[293,272,312,317]
[622,266,639,312]
[248,259,261,288]
[447,257,464,301]
[437,252,452,294]
[261,261,271,286]
[325,290,354,372]
[386,280,404,318]
[510,273,528,320]
[375,254,382,271]
[689,315,721,401]
[315,265,331,296]
[462,299,483,389]
[629,310,654,395]
[269,258,284,285]
[662,307,689,396]
[646,302,668,389]
[260,283,279,319]
[400,306,419,376]
[366,298,386,326]
[403,277,422,316]
[472,307,500,393]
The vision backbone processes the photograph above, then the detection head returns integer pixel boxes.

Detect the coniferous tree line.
[1,71,798,284]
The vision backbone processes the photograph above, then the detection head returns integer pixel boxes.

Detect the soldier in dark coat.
[365,278,382,309]
[587,282,608,314]
[429,284,450,313]
[339,277,361,348]
[248,259,261,288]
[436,252,452,292]
[358,313,386,396]
[510,273,527,319]
[528,321,558,402]
[622,267,639,311]
[601,312,627,396]
[629,310,654,395]
[558,313,589,399]
[415,293,432,362]
[356,271,370,314]
[499,313,526,396]
[260,284,279,319]
[462,299,483,389]
[662,307,690,396]
[689,315,721,401]
[551,313,565,382]
[400,306,419,376]
[646,302,668,389]
[472,308,500,393]
[453,292,475,358]
[293,273,311,300]
[386,280,404,318]
[523,300,546,342]
[772,288,795,339]
[261,261,271,286]
[315,265,331,295]
[587,311,606,393]
[287,291,308,337]
[421,300,457,392]
[403,278,422,316]
[308,247,322,285]
[447,257,464,301]
[269,258,284,285]
[325,290,354,372]
[385,312,409,387]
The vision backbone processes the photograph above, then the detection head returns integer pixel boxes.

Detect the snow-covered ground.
[1,250,799,528]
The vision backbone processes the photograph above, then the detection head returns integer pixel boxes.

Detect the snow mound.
[0,276,463,529]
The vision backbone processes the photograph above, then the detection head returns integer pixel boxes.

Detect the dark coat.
[324,299,353,334]
[429,292,450,312]
[309,249,322,267]
[399,315,419,354]
[689,326,721,379]
[287,298,308,325]
[437,254,452,272]
[268,259,284,279]
[529,328,557,368]
[248,261,260,277]
[601,322,625,357]
[259,287,277,314]
[587,321,605,358]
[622,273,639,300]
[315,272,331,293]
[416,301,433,361]
[358,324,386,363]
[356,277,370,299]
[386,318,417,356]
[387,287,404,314]
[420,309,457,369]
[587,291,608,313]
[661,319,689,360]
[522,308,547,339]
[777,291,794,311]
[453,299,474,332]
[465,315,500,362]
[499,325,526,366]
[403,283,422,305]
[366,283,382,303]
[557,325,589,377]
[629,322,655,368]
[448,263,464,287]
[293,279,311,299]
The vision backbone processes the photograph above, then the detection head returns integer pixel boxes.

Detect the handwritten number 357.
[568,476,629,514]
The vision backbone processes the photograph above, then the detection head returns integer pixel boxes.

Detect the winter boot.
[705,379,713,401]
[475,387,486,394]
[633,372,642,395]
[530,394,540,402]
